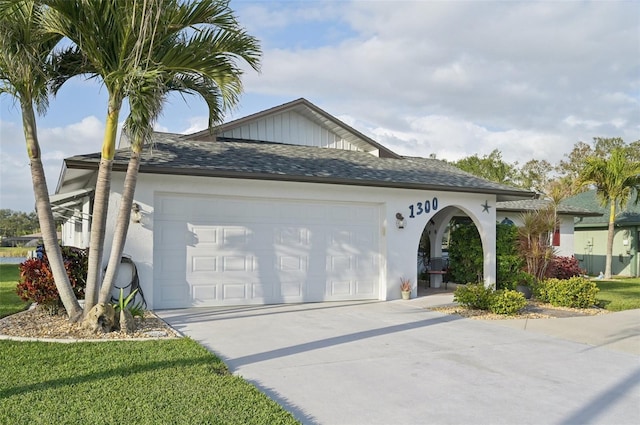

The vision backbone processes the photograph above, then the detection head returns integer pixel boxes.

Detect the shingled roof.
[562,190,640,227]
[63,132,534,201]
[496,199,602,217]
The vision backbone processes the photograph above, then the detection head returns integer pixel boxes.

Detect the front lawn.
[0,263,29,318]
[595,277,640,311]
[0,339,298,424]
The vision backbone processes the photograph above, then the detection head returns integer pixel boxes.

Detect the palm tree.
[517,207,556,281]
[0,0,82,320]
[579,147,640,278]
[98,18,260,304]
[42,0,259,315]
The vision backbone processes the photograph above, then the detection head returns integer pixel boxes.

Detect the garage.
[57,99,534,309]
[153,193,382,308]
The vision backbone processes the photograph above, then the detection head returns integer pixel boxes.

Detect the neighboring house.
[0,233,43,247]
[496,199,602,257]
[52,98,534,309]
[562,190,640,277]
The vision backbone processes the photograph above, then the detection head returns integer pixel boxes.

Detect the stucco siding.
[98,172,497,309]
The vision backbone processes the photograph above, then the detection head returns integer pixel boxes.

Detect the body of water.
[0,257,26,264]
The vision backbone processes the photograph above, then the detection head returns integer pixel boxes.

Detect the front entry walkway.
[158,301,640,425]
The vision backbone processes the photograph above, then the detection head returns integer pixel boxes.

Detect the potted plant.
[400,277,412,300]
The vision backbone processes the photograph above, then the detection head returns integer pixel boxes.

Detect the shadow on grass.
[0,355,217,400]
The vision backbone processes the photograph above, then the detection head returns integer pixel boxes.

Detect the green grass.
[595,277,640,311]
[0,339,299,424]
[0,246,29,257]
[0,263,29,318]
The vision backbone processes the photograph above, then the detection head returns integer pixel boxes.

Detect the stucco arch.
[414,204,496,291]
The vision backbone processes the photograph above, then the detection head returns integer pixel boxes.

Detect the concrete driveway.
[158,298,640,425]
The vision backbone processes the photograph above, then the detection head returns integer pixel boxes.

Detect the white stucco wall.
[99,172,498,309]
[496,212,576,257]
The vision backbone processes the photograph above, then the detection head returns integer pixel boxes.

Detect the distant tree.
[556,141,594,196]
[592,137,626,158]
[517,159,553,194]
[578,146,640,278]
[454,149,517,185]
[0,209,40,238]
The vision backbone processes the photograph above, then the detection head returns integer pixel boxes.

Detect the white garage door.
[153,194,382,308]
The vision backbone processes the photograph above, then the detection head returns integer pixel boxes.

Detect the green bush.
[496,255,525,290]
[536,276,599,308]
[454,283,494,310]
[489,290,527,315]
[448,223,483,284]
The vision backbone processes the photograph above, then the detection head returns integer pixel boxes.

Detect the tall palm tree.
[43,0,259,315]
[579,147,640,278]
[0,0,82,320]
[98,20,260,304]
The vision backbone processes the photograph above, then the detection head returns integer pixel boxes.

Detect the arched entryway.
[415,205,492,295]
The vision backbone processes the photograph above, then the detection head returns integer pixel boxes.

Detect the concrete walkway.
[158,297,640,425]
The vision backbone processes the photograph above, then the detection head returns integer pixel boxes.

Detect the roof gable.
[185,98,400,158]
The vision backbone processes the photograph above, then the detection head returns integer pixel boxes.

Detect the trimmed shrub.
[489,290,527,315]
[16,246,87,314]
[496,255,524,290]
[448,224,483,284]
[546,256,585,280]
[454,283,494,310]
[535,276,599,308]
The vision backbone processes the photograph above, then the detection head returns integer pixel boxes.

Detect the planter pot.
[516,285,532,299]
[401,290,411,300]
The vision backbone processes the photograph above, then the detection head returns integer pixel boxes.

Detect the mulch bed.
[430,299,609,320]
[0,305,179,340]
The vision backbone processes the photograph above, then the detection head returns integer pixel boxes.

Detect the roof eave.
[64,159,533,200]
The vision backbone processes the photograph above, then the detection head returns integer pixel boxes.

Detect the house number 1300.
[408,197,439,218]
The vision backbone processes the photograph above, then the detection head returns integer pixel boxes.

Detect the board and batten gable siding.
[218,110,363,152]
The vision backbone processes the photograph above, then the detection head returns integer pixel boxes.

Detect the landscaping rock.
[83,303,116,333]
[119,309,136,334]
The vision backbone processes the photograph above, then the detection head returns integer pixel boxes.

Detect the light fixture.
[395,212,405,229]
[131,203,142,223]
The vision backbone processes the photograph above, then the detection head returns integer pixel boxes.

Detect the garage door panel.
[191,256,218,272]
[154,194,381,308]
[192,284,217,304]
[356,279,376,295]
[222,283,247,300]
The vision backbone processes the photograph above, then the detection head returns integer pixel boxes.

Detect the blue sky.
[1,0,639,212]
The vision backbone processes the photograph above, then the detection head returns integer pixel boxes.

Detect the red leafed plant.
[546,255,586,280]
[16,246,87,314]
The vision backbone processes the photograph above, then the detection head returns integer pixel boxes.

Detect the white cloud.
[0,117,104,212]
[241,0,639,156]
[181,116,209,135]
[1,0,639,212]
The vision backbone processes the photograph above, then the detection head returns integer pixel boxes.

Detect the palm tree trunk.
[98,150,141,304]
[605,200,615,279]
[22,101,82,320]
[83,101,120,315]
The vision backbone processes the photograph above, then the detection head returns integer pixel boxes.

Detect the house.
[562,190,640,277]
[496,199,602,257]
[52,98,535,309]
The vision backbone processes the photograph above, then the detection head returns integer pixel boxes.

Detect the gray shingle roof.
[64,133,535,200]
[562,190,640,226]
[496,199,603,217]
